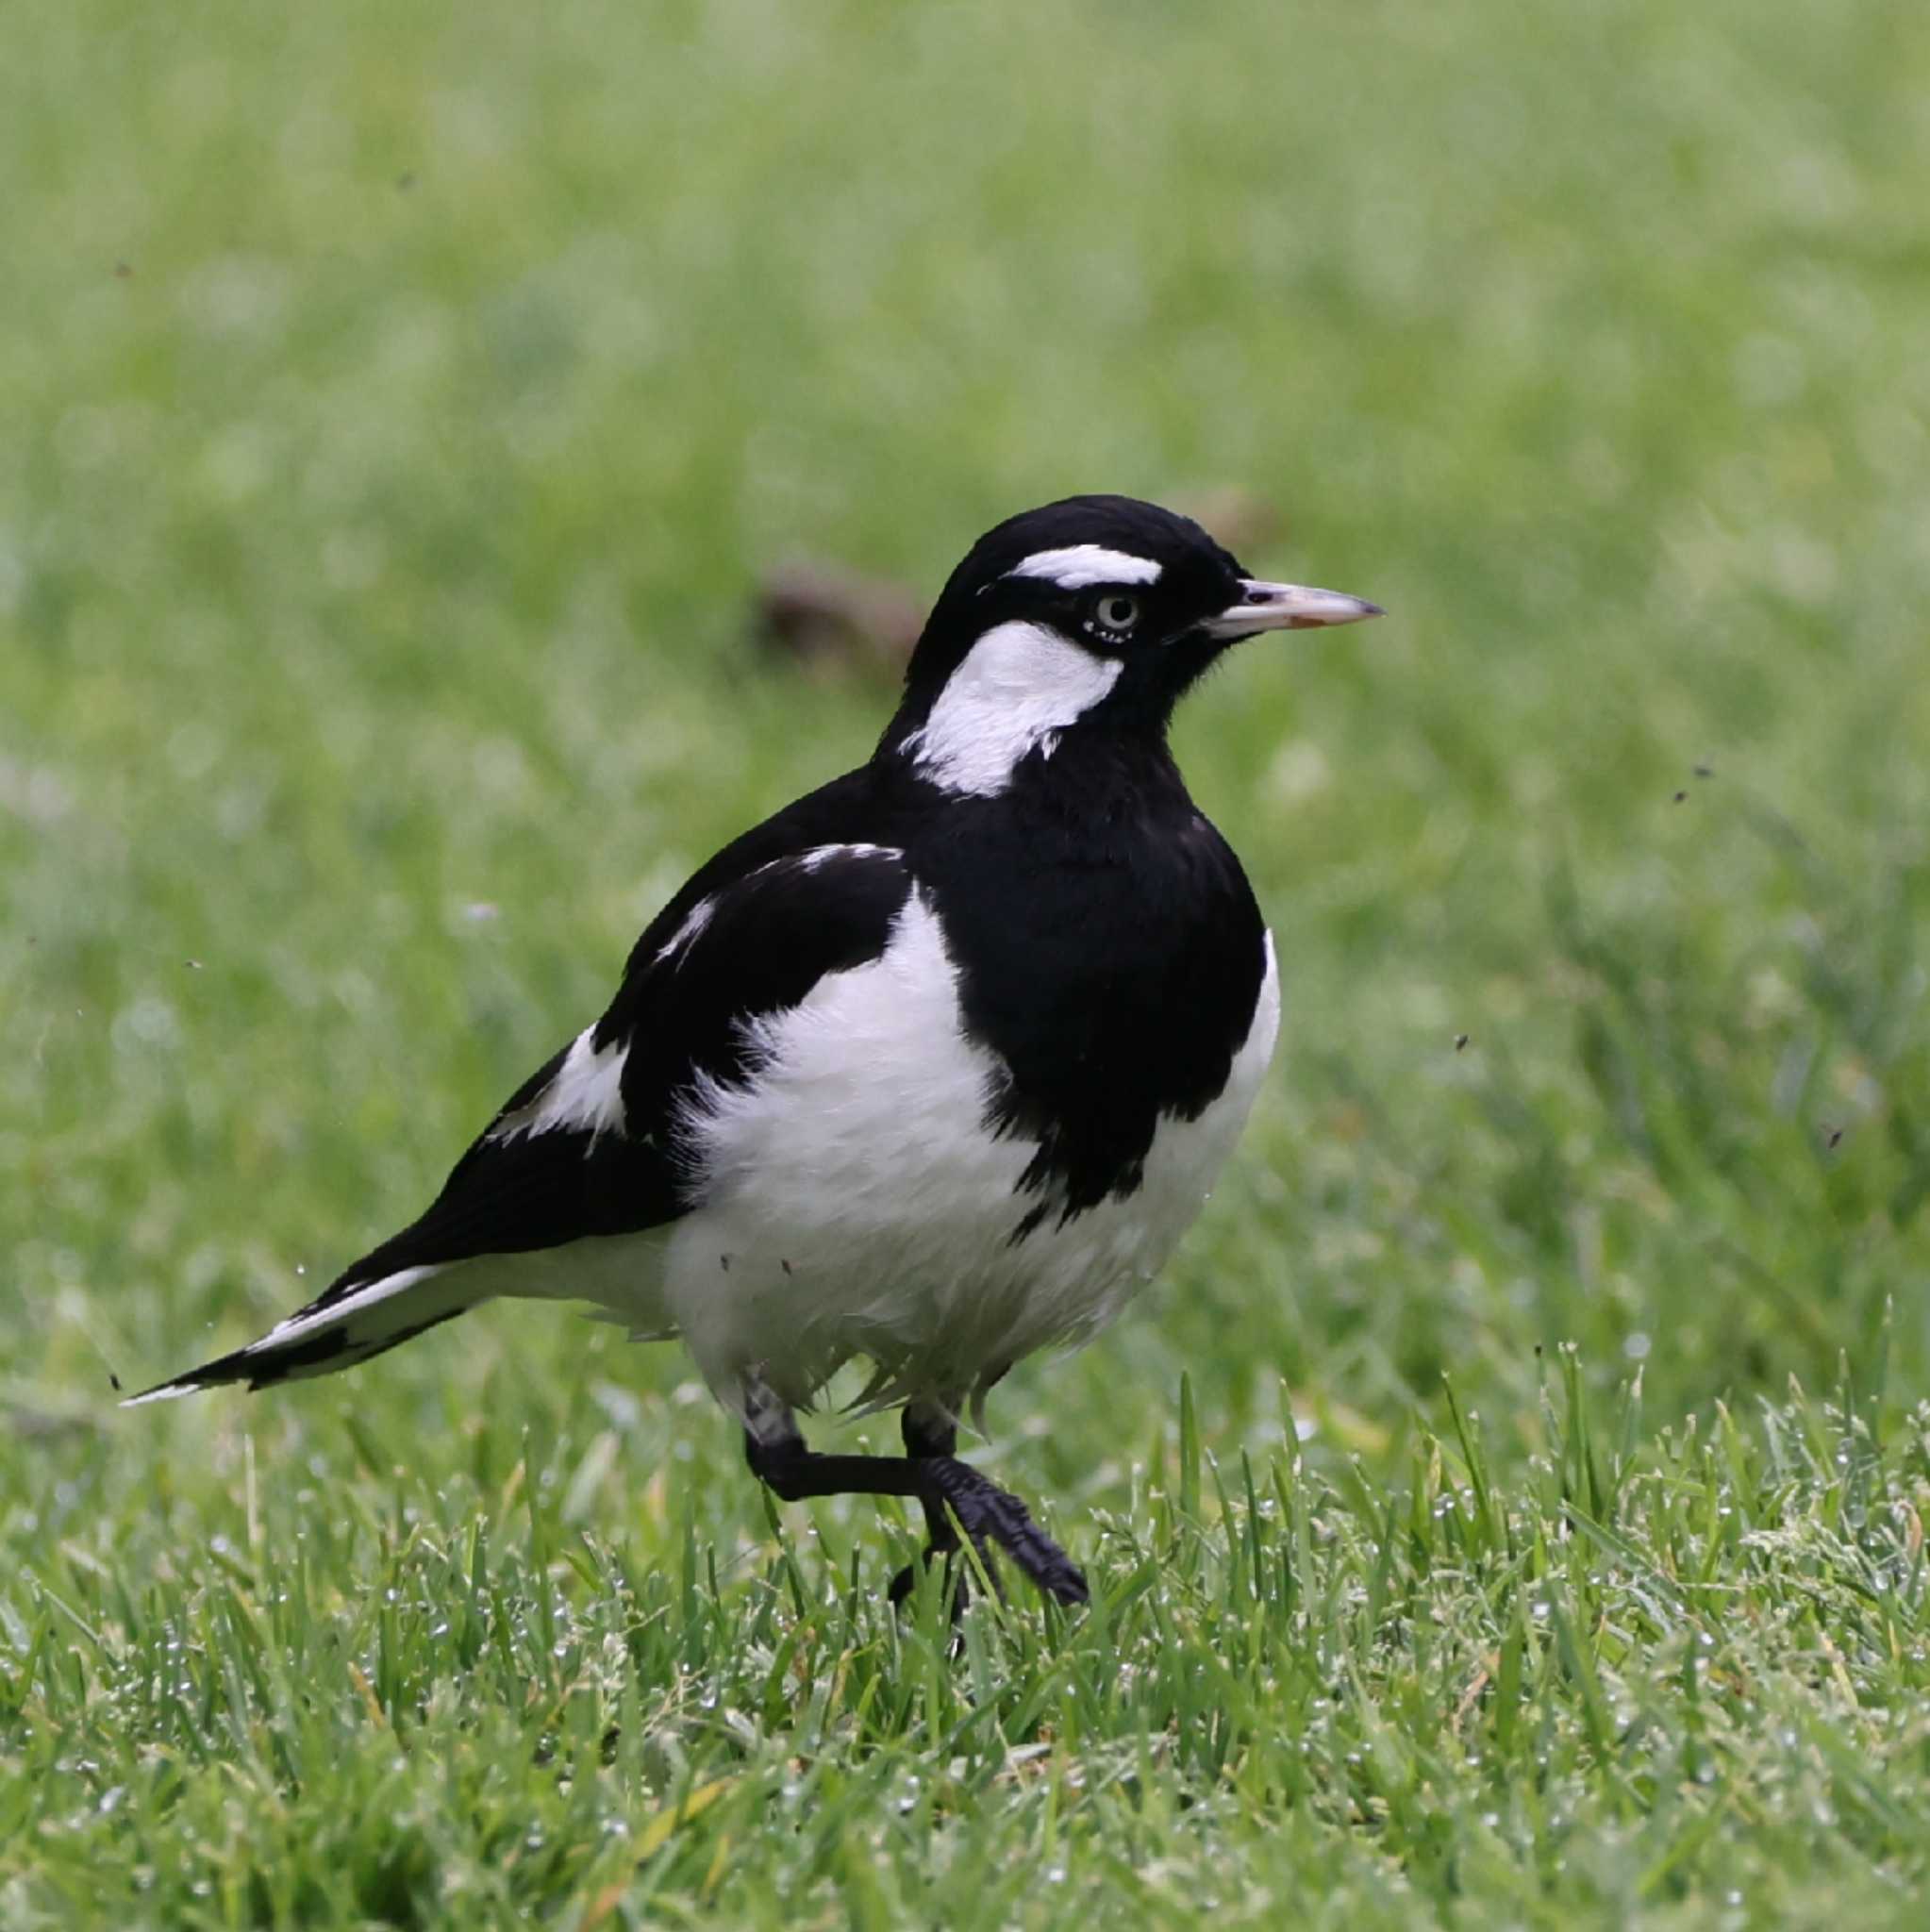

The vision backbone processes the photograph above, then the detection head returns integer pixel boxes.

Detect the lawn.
[5,0,1930,1924]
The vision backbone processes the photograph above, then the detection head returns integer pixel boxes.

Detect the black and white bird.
[130,496,1380,1607]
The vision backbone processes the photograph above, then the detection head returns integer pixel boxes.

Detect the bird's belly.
[662,897,1280,1417]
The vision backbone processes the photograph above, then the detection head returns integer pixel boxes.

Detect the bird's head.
[883,494,1381,797]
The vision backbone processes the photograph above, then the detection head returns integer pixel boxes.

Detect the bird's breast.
[661,881,1277,1410]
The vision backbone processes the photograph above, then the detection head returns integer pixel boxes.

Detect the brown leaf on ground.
[753,557,925,676]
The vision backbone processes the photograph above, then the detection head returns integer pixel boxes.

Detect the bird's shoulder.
[600,763,912,1040]
[596,769,919,1120]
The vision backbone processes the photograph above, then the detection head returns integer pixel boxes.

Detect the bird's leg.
[898,1391,1087,1607]
[740,1384,1087,1607]
[889,1404,971,1613]
[741,1419,927,1504]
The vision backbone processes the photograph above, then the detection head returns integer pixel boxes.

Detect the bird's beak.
[1199,578,1385,640]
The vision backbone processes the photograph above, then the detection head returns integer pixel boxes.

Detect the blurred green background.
[5,0,1929,1924]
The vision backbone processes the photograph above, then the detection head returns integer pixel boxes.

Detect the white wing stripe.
[488,1028,628,1143]
[252,1263,446,1350]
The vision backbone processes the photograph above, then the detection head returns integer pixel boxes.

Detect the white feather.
[655,894,715,964]
[1006,545,1163,590]
[793,841,898,873]
[120,1378,206,1408]
[900,621,1122,797]
[251,1263,446,1350]
[653,896,1280,1419]
[488,1027,628,1143]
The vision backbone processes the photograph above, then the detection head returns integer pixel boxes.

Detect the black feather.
[266,841,912,1329]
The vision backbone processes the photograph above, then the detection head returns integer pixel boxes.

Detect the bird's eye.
[1092,593,1140,633]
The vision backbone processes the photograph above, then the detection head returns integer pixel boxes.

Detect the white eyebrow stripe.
[1005,545,1163,591]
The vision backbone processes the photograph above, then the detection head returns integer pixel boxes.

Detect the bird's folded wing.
[296,838,917,1300]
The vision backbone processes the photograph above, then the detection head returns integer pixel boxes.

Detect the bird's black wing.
[360,824,913,1274]
[129,773,913,1397]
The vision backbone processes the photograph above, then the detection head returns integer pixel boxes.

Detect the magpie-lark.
[130,495,1380,1607]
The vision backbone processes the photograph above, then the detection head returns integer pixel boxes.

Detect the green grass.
[5,0,1929,1923]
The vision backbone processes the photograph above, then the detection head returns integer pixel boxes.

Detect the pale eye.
[1092,593,1140,633]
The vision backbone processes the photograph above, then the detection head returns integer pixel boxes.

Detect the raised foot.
[922,1457,1089,1607]
[740,1411,1087,1611]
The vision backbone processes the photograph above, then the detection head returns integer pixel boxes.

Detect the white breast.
[659,892,1280,1422]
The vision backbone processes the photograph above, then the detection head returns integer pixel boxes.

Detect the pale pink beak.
[1200,577,1384,640]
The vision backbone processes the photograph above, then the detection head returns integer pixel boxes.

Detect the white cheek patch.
[902,620,1122,796]
[1005,545,1163,591]
[488,1026,629,1142]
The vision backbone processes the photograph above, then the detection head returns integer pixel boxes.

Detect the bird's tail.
[122,1260,489,1406]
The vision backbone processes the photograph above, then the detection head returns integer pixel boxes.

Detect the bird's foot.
[922,1457,1088,1607]
[740,1400,1087,1612]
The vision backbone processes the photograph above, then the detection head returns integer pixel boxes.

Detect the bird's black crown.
[901,494,1252,706]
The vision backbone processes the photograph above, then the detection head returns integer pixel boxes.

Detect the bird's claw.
[922,1458,1090,1607]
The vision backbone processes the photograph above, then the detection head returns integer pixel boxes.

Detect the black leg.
[901,1403,958,1461]
[741,1397,1087,1608]
[743,1429,926,1502]
[890,1406,969,1613]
